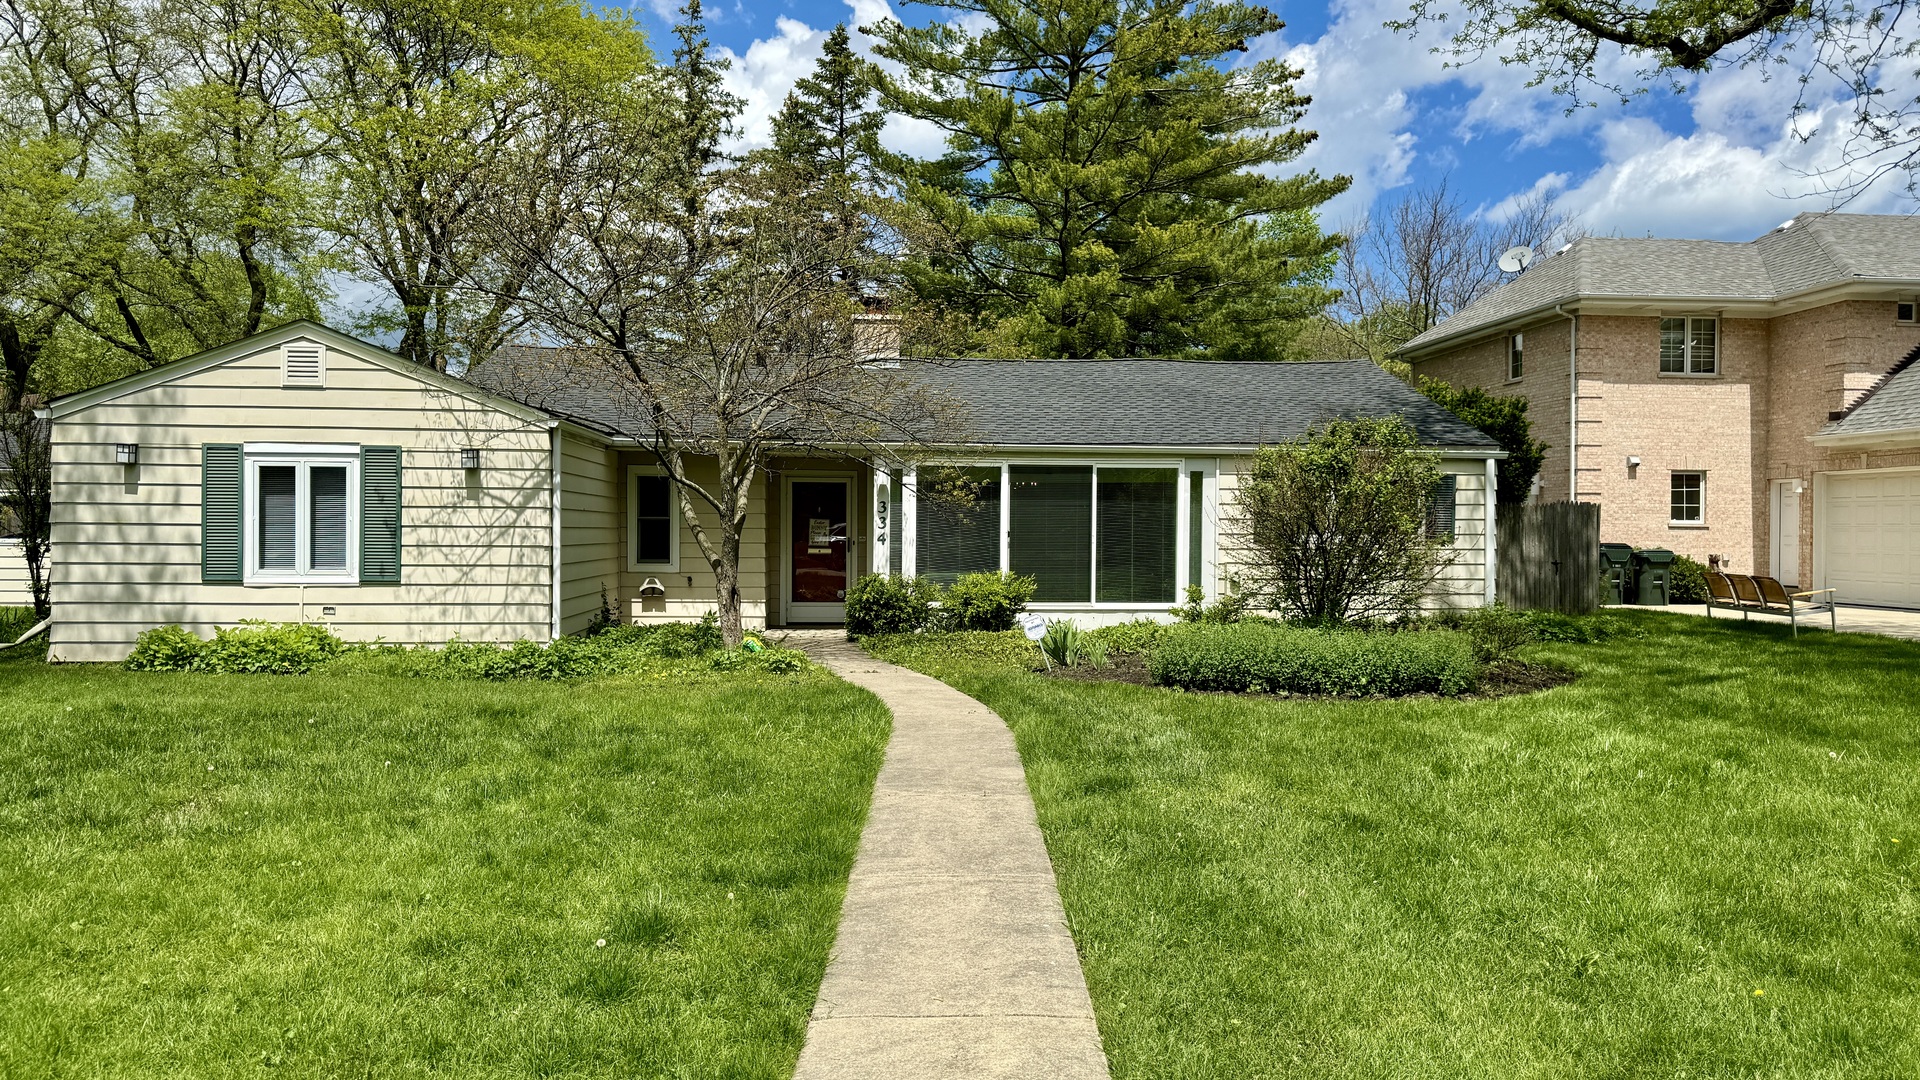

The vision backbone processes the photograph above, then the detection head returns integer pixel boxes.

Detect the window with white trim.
[1670,471,1705,524]
[1507,332,1524,380]
[1898,300,1917,324]
[910,461,1202,605]
[1659,317,1717,374]
[244,449,359,583]
[628,466,679,571]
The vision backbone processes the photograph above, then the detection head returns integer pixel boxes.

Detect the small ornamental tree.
[0,404,52,619]
[1233,416,1451,625]
[1417,376,1548,504]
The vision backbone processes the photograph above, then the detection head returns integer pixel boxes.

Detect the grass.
[868,612,1920,1078]
[0,604,39,644]
[0,647,889,1078]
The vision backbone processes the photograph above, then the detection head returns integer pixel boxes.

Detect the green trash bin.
[1600,543,1636,605]
[1633,548,1675,606]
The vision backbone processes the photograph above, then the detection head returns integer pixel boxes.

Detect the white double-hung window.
[244,445,360,583]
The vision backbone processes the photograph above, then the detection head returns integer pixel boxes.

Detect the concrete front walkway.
[1628,604,1920,642]
[788,634,1110,1080]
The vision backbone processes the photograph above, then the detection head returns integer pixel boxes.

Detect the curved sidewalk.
[791,635,1110,1080]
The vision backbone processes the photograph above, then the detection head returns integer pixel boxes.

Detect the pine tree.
[867,0,1348,359]
[753,25,886,290]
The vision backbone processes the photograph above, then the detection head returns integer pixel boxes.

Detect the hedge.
[1148,622,1480,697]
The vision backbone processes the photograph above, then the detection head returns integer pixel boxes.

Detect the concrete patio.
[1629,603,1920,642]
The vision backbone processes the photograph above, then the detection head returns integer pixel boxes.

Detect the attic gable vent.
[282,342,326,387]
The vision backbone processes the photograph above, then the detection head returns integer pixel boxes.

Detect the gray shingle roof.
[1403,212,1920,354]
[1823,346,1920,437]
[467,350,1499,450]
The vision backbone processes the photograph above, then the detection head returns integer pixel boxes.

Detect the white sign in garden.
[1019,613,1049,641]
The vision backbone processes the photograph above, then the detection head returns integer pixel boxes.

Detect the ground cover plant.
[867,611,1920,1078]
[0,645,888,1078]
[0,604,38,644]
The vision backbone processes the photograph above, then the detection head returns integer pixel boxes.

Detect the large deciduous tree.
[476,2,964,645]
[866,0,1347,360]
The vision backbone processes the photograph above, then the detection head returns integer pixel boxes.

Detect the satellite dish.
[1497,245,1536,273]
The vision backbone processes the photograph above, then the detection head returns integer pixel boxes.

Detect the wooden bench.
[1706,571,1836,636]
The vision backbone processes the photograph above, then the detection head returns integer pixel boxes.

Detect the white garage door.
[1825,470,1920,608]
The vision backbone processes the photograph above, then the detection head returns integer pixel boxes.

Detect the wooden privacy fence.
[1496,502,1601,614]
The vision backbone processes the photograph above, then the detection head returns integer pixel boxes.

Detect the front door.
[1771,480,1801,586]
[788,478,851,623]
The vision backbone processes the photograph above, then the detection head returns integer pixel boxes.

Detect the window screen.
[887,472,903,578]
[1096,468,1177,603]
[1508,333,1523,379]
[1010,465,1092,602]
[634,473,673,564]
[258,465,297,571]
[917,466,1001,585]
[309,466,349,570]
[1661,317,1717,374]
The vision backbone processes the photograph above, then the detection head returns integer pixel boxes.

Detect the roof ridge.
[1834,340,1920,422]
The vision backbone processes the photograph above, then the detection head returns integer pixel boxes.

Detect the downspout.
[549,424,563,642]
[1557,305,1578,502]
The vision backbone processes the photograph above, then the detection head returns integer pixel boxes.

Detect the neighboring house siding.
[1213,454,1492,611]
[0,539,32,607]
[558,431,620,635]
[48,342,556,662]
[616,451,769,629]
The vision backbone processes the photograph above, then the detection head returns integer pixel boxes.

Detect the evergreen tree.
[866,0,1347,359]
[752,24,886,291]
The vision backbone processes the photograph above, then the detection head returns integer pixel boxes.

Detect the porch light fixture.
[460,447,481,470]
[1626,455,1641,469]
[116,443,139,464]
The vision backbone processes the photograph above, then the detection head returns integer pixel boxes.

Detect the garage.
[1821,468,1920,608]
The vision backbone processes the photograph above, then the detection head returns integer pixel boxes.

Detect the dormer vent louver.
[282,342,326,387]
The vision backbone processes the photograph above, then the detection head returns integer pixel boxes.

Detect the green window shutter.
[201,444,243,583]
[1426,475,1458,541]
[360,446,403,583]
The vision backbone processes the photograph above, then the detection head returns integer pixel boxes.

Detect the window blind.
[887,471,903,578]
[202,444,243,583]
[916,466,1000,585]
[1010,465,1092,602]
[309,466,349,571]
[634,474,673,564]
[258,465,298,571]
[1096,468,1177,603]
[1188,470,1204,594]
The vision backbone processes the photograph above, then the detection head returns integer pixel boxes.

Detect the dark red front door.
[790,480,850,620]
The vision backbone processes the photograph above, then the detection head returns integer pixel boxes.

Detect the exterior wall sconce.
[116,443,139,464]
[1626,455,1641,469]
[460,447,481,470]
[638,577,667,597]
[1793,478,1805,493]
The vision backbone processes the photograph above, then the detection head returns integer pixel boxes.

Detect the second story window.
[1507,332,1523,380]
[1660,317,1717,375]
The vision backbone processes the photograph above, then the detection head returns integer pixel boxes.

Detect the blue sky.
[626,0,1917,241]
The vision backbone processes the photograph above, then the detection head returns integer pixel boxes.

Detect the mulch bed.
[1039,655,1578,700]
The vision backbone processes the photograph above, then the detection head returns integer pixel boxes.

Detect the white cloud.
[719,17,828,152]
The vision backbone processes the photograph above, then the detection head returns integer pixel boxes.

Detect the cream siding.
[617,452,769,628]
[0,539,32,607]
[1214,453,1492,612]
[559,432,621,634]
[48,338,558,661]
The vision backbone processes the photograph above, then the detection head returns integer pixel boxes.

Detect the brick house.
[1398,212,1920,608]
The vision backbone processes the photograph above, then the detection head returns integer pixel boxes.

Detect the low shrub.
[844,574,940,636]
[1086,619,1169,657]
[942,572,1036,632]
[1150,622,1480,697]
[1668,554,1709,603]
[1169,585,1249,624]
[1422,604,1539,663]
[1521,610,1647,643]
[127,621,348,675]
[124,624,207,671]
[593,614,724,658]
[1038,619,1107,668]
[860,630,1040,672]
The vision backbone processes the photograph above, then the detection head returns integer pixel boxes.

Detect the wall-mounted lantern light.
[460,447,481,470]
[116,443,139,464]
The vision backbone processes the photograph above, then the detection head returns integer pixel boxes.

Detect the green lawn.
[869,614,1920,1079]
[0,648,888,1078]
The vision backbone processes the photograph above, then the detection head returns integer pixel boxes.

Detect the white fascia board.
[1808,426,1920,449]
